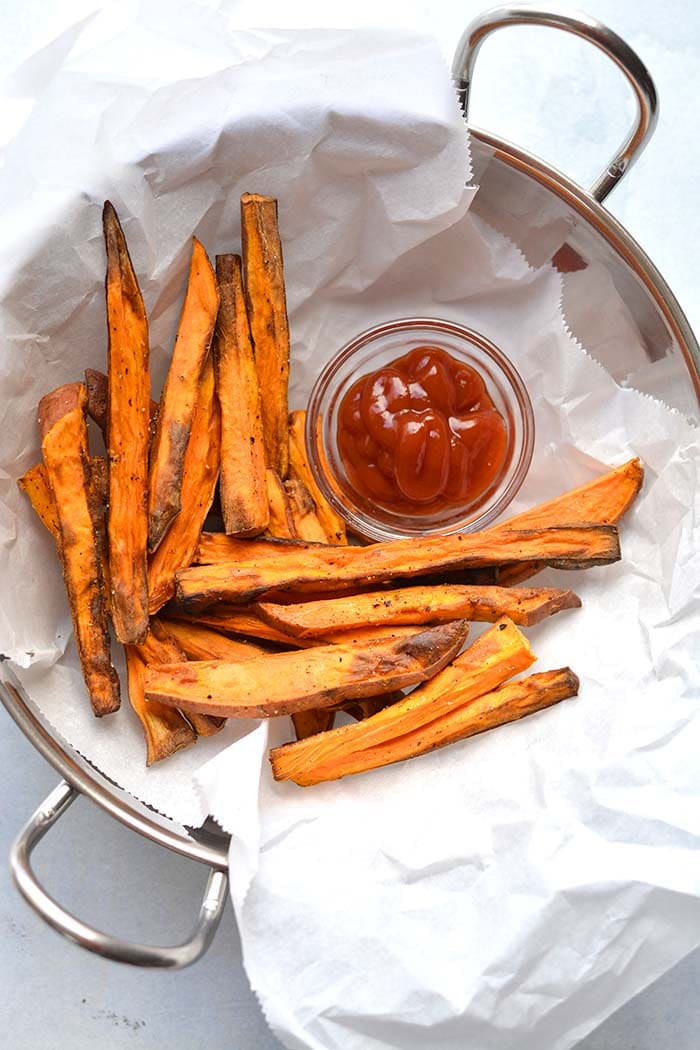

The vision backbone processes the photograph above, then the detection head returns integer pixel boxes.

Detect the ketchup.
[337,347,508,514]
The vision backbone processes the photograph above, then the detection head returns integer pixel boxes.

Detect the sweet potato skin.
[175,525,620,609]
[143,620,469,718]
[256,583,581,637]
[292,709,336,740]
[103,201,151,644]
[39,382,120,716]
[288,410,346,544]
[148,238,219,552]
[84,368,109,434]
[147,352,220,613]
[125,645,196,765]
[86,367,159,443]
[272,667,578,785]
[241,193,290,478]
[214,254,269,536]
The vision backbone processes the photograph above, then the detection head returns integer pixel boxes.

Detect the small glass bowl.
[305,317,535,542]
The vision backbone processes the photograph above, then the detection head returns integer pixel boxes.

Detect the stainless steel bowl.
[3,4,699,969]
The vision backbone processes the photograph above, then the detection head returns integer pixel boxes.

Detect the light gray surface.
[3,720,700,1049]
[2,1,699,1048]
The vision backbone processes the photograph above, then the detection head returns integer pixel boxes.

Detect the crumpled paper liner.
[194,211,700,1050]
[0,18,473,826]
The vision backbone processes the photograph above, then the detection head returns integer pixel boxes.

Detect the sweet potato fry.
[18,456,110,609]
[321,626,424,645]
[269,618,533,783]
[265,469,297,538]
[159,618,267,661]
[194,532,328,564]
[17,462,59,540]
[147,352,221,613]
[214,254,268,536]
[284,477,328,543]
[271,667,578,786]
[140,619,225,737]
[84,367,108,435]
[168,606,312,647]
[288,410,346,544]
[103,201,150,644]
[85,367,159,443]
[257,583,581,637]
[88,456,110,601]
[294,687,402,739]
[492,458,644,584]
[241,193,290,478]
[125,646,196,765]
[175,525,620,609]
[292,709,336,740]
[39,383,120,716]
[497,458,644,531]
[19,457,111,599]
[494,562,542,586]
[340,693,401,722]
[143,620,469,718]
[148,238,219,551]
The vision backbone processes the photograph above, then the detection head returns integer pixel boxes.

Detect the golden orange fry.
[174,525,621,609]
[17,462,59,540]
[148,238,219,551]
[143,620,469,719]
[288,410,346,544]
[147,352,220,613]
[256,583,581,637]
[142,619,225,737]
[39,382,120,716]
[284,476,328,543]
[493,458,644,585]
[269,618,534,783]
[103,201,150,644]
[125,645,196,765]
[272,667,577,786]
[214,254,268,536]
[241,193,290,478]
[160,618,268,661]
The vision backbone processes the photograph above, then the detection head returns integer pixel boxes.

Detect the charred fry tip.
[102,200,124,243]
[559,666,580,695]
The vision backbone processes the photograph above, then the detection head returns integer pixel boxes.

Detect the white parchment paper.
[2,8,700,1048]
[0,17,473,826]
[194,212,700,1050]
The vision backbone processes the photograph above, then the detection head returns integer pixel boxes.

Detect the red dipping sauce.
[337,346,508,515]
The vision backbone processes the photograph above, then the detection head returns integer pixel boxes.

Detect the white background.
[1,1,698,1048]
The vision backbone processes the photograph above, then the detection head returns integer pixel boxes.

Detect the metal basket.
[3,4,699,969]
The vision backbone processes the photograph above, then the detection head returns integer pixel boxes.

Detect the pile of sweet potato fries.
[18,197,644,785]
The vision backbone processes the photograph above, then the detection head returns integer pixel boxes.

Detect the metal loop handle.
[452,4,659,203]
[11,781,228,969]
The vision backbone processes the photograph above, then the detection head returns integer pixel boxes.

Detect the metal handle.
[10,781,228,969]
[452,4,658,203]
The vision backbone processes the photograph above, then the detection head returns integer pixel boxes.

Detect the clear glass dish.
[305,317,535,542]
